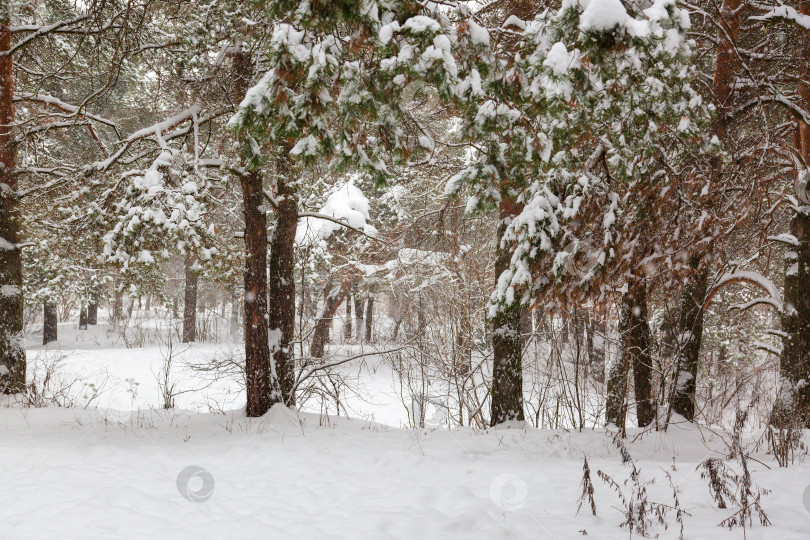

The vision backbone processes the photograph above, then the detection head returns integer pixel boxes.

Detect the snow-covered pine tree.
[487,0,715,427]
[229,0,463,412]
[0,1,162,392]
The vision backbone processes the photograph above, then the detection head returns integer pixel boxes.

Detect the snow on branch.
[84,105,201,174]
[705,271,783,312]
[767,233,800,246]
[295,180,379,245]
[750,5,810,30]
[16,92,119,129]
[754,341,783,356]
[729,297,783,312]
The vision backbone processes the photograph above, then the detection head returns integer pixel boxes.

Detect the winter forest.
[1,0,810,537]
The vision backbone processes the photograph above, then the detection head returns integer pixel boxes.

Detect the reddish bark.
[232,49,273,417]
[267,166,298,405]
[0,7,24,393]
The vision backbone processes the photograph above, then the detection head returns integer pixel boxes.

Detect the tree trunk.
[113,279,123,323]
[43,300,57,345]
[607,280,654,430]
[669,0,741,425]
[392,318,403,340]
[353,284,364,341]
[230,284,239,339]
[79,303,88,330]
[588,314,606,383]
[671,262,708,422]
[606,294,631,429]
[182,254,198,343]
[776,5,810,426]
[87,303,98,325]
[267,164,298,406]
[310,280,351,359]
[364,290,374,343]
[630,285,655,428]
[232,49,273,417]
[777,210,810,426]
[0,8,23,394]
[519,306,533,349]
[343,291,352,339]
[490,200,525,425]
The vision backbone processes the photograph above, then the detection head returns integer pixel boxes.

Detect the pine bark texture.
[490,200,525,425]
[777,5,810,426]
[630,286,655,428]
[672,263,708,421]
[182,255,197,343]
[0,6,23,394]
[267,164,297,405]
[233,50,273,417]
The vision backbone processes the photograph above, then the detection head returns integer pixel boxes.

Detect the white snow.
[579,0,630,31]
[543,42,579,76]
[751,5,810,29]
[402,15,440,34]
[0,319,808,539]
[714,271,783,311]
[296,179,374,244]
[1,284,21,297]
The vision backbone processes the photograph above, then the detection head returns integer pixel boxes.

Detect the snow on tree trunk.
[607,294,631,430]
[310,280,350,359]
[0,5,23,394]
[777,208,810,426]
[672,262,708,422]
[267,164,297,406]
[43,300,57,345]
[182,254,197,343]
[490,201,525,426]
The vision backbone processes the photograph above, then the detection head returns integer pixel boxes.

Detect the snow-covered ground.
[2,321,809,539]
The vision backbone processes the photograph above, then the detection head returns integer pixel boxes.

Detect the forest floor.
[1,320,809,539]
